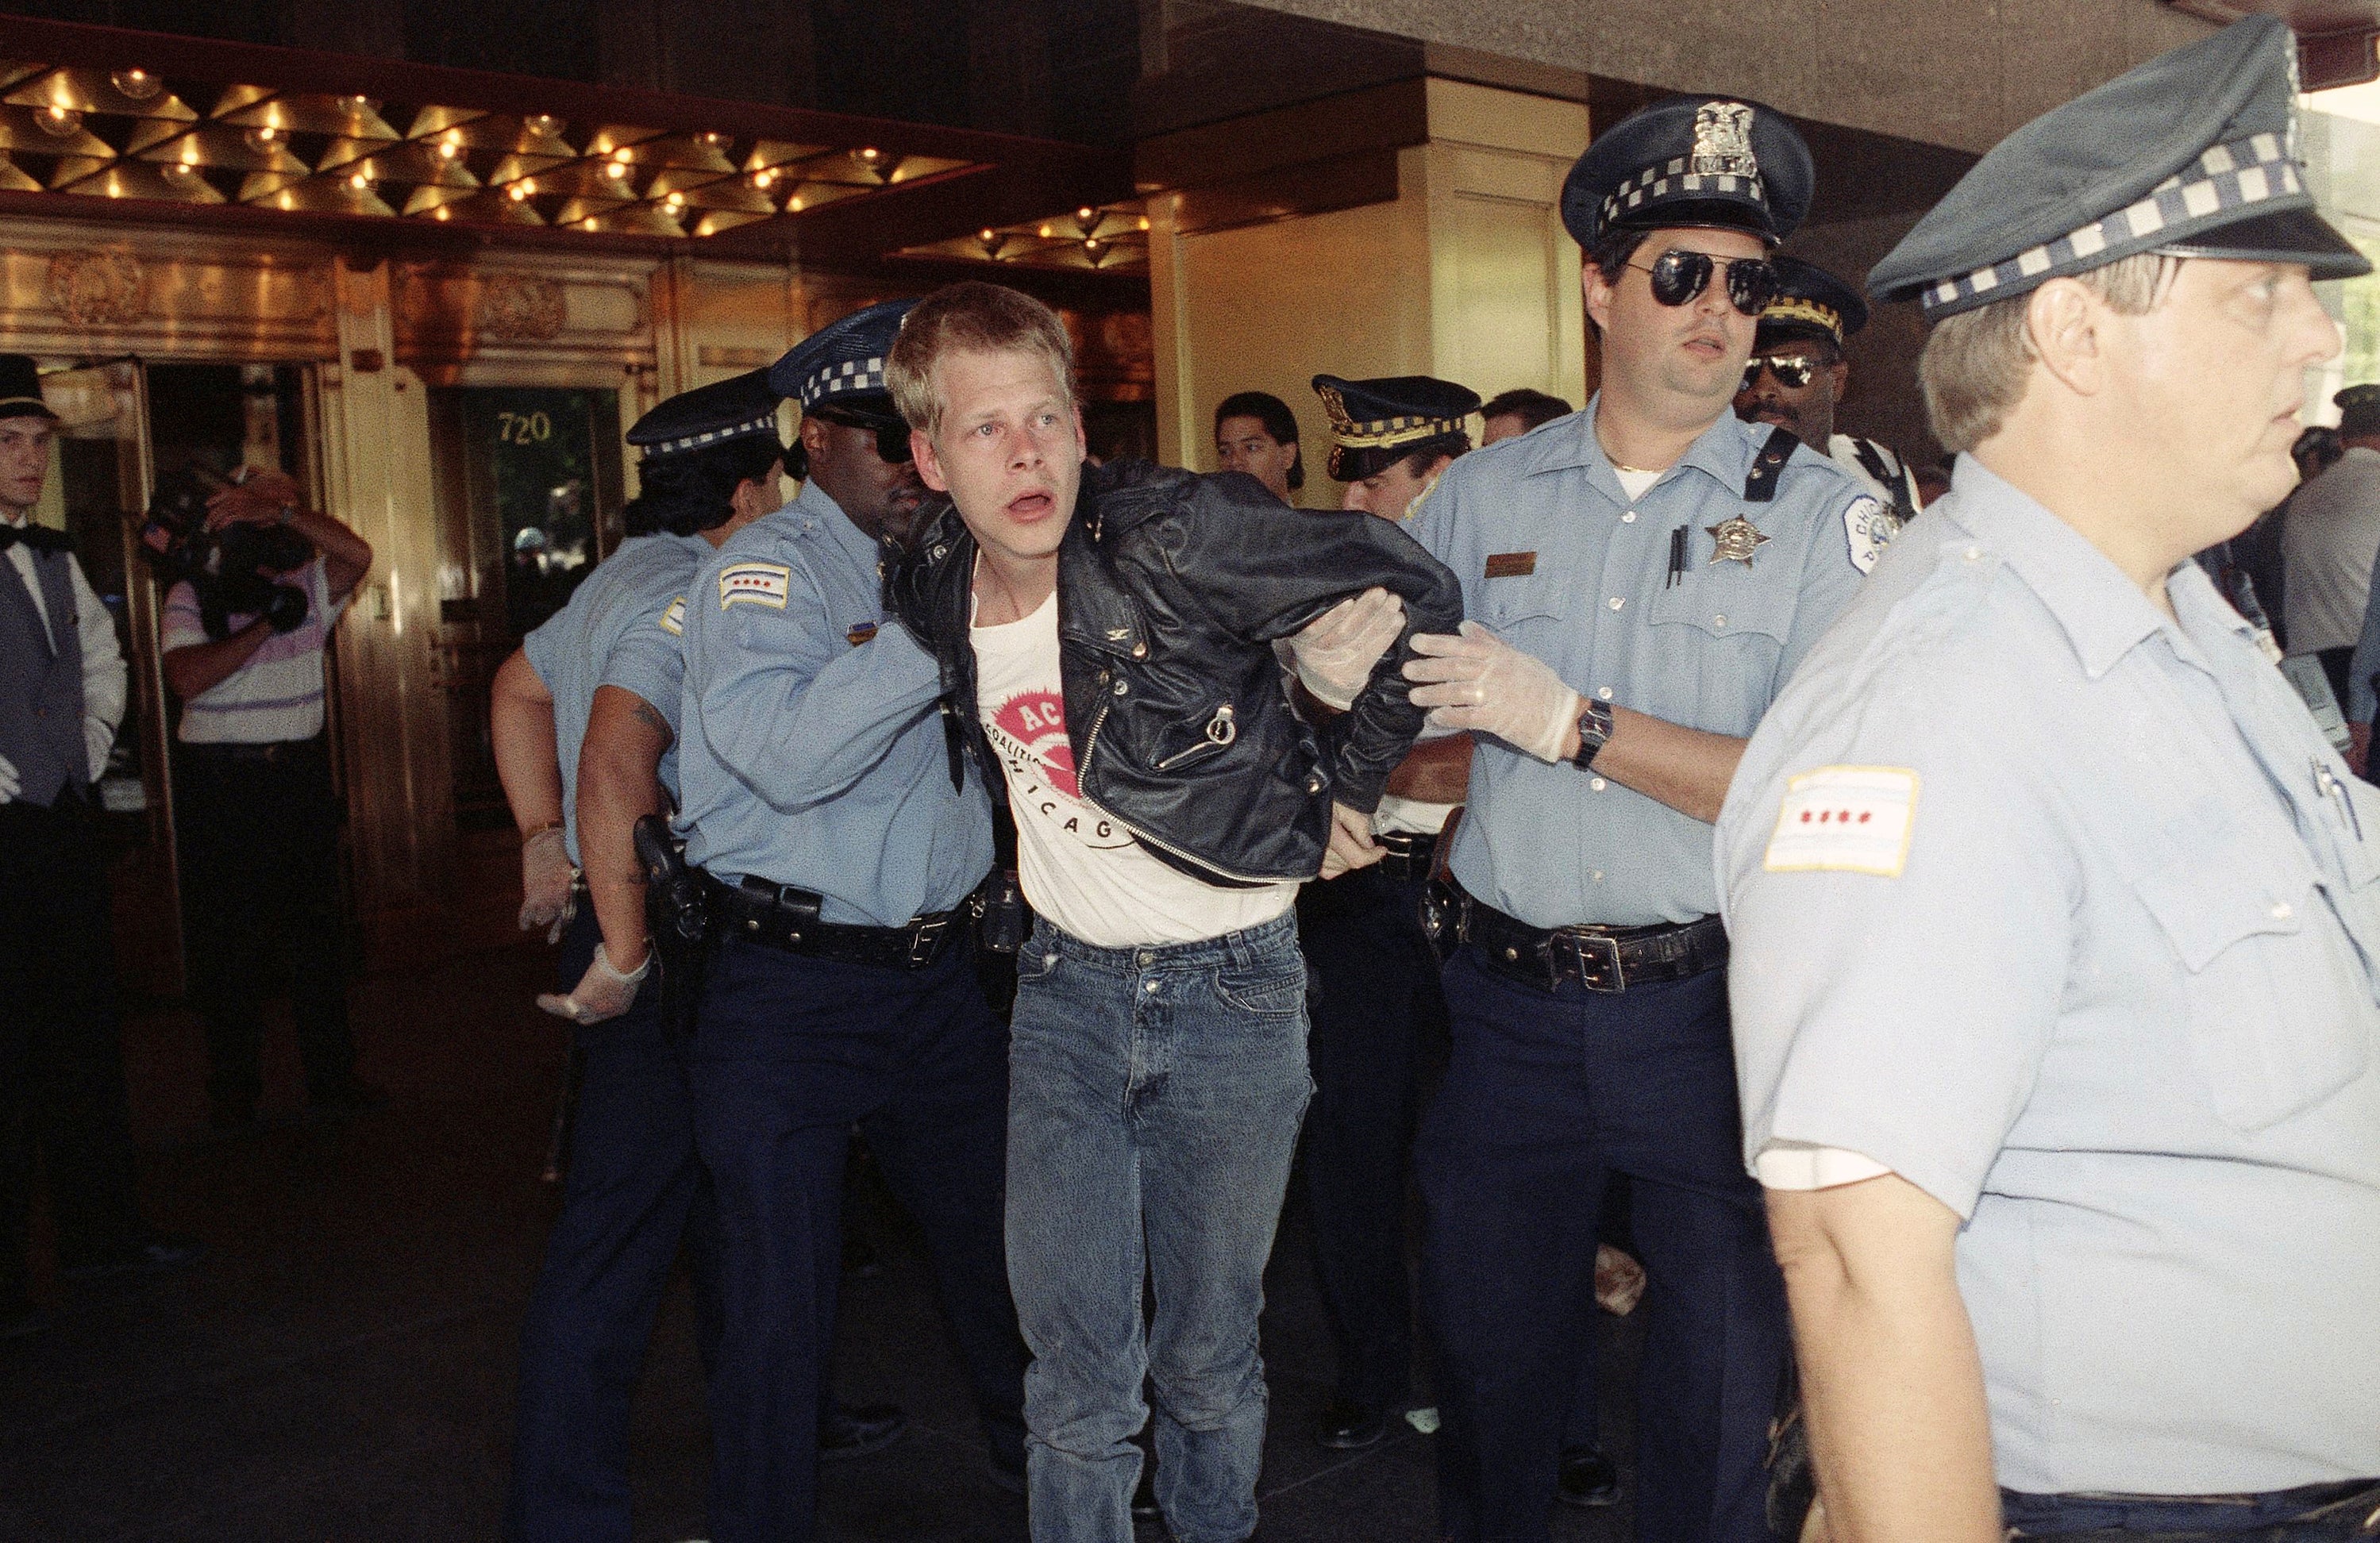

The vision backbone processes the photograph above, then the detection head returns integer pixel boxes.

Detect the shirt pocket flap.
[1646,573,1796,642]
[2133,854,2301,972]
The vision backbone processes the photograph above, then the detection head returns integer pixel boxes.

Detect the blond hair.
[1918,253,2178,452]
[886,281,1076,440]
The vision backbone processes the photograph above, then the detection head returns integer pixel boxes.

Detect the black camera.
[137,465,315,640]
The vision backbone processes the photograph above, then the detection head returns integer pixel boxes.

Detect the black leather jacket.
[886,460,1464,887]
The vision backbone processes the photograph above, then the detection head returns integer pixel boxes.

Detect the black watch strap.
[1573,698,1614,771]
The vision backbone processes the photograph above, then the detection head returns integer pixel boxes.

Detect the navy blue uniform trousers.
[1295,864,1439,1410]
[1420,947,1787,1543]
[506,906,723,1543]
[691,934,1028,1543]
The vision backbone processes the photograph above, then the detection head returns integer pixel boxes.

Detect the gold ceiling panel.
[5,66,198,121]
[66,160,226,204]
[893,201,1152,275]
[214,91,400,141]
[129,123,310,175]
[0,49,1006,244]
[0,102,115,156]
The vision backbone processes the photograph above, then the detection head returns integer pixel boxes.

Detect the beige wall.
[1234,0,2212,156]
[1152,78,1587,499]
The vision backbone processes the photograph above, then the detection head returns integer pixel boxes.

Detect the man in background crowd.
[160,444,379,1133]
[2322,387,2380,775]
[1213,391,1305,505]
[1481,388,1573,446]
[2284,383,2380,710]
[1734,254,1927,525]
[0,355,198,1340]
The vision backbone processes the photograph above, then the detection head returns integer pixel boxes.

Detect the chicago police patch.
[1842,495,1897,575]
[657,595,687,637]
[718,561,791,610]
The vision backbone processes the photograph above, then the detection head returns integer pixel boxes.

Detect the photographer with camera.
[158,462,379,1133]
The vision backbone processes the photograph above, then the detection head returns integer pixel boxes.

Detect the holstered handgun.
[634,814,711,1040]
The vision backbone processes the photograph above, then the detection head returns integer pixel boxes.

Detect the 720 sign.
[495,410,553,445]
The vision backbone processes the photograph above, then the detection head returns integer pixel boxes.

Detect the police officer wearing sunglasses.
[670,300,1030,1542]
[1734,254,1927,530]
[1396,95,1883,1543]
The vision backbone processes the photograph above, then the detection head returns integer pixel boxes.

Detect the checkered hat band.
[641,411,780,460]
[1601,157,1766,229]
[1331,414,1469,450]
[800,356,888,410]
[1923,133,2301,314]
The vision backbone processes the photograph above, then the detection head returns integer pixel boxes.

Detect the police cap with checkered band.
[625,368,784,464]
[1869,14,2369,318]
[768,297,917,425]
[1560,94,1815,248]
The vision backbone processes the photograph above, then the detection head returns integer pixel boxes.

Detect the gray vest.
[0,544,90,807]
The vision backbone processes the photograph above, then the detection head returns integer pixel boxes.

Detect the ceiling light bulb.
[349,171,371,190]
[606,163,629,180]
[858,147,880,162]
[1077,206,1094,221]
[1037,224,1051,238]
[110,68,159,101]
[612,147,633,164]
[245,125,279,155]
[38,106,83,137]
[703,132,723,145]
[351,96,377,110]
[583,217,599,230]
[438,141,460,160]
[788,195,803,211]
[665,190,684,207]
[528,114,560,135]
[433,206,451,221]
[1138,216,1150,231]
[753,169,774,188]
[507,183,530,201]
[980,228,996,240]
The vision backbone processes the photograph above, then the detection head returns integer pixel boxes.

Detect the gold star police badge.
[1706,515,1771,567]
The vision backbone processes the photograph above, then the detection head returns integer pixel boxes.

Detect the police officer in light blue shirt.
[1720,17,2379,1541]
[491,368,782,1543]
[1396,95,1880,1543]
[672,300,1027,1543]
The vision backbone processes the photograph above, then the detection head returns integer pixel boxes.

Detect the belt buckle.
[907,914,949,967]
[1555,929,1625,993]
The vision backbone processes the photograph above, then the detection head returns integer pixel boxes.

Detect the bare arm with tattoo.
[576,684,674,972]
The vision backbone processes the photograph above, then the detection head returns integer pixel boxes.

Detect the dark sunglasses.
[1626,249,1779,316]
[812,407,914,464]
[1742,355,1820,391]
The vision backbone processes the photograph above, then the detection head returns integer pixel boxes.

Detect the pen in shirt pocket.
[2314,757,2363,841]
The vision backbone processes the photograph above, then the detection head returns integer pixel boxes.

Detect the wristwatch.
[1572,698,1614,772]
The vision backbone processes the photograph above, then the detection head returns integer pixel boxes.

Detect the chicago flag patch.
[1762,765,1919,877]
[718,561,791,610]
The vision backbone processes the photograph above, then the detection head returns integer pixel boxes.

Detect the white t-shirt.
[973,591,1297,949]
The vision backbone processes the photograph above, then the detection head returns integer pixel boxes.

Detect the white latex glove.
[85,718,112,783]
[1288,587,1406,711]
[0,752,17,805]
[518,825,578,944]
[1404,621,1581,764]
[536,941,649,1025]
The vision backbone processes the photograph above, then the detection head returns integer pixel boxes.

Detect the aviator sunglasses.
[1742,354,1822,391]
[1625,248,1780,316]
[812,406,915,464]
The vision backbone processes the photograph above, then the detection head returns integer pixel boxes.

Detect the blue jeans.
[1005,910,1312,1543]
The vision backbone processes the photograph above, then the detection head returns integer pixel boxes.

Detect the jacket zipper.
[1076,688,1280,887]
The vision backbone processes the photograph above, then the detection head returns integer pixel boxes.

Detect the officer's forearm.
[1766,1176,2001,1543]
[1573,707,1746,823]
[577,686,672,968]
[161,619,272,701]
[490,648,563,833]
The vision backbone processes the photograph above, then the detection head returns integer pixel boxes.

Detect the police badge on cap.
[1311,374,1481,483]
[1562,94,1816,248]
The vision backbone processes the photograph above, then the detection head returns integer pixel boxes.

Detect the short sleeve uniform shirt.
[1408,402,1881,928]
[1718,456,2380,1495]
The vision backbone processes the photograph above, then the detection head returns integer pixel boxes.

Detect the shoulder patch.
[1842,495,1898,576]
[657,595,687,637]
[718,561,791,611]
[1762,766,1919,878]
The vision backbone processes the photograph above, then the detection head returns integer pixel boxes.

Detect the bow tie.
[0,522,71,555]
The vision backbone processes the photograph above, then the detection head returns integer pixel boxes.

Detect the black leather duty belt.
[1454,882,1727,994]
[1374,830,1438,883]
[699,872,961,971]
